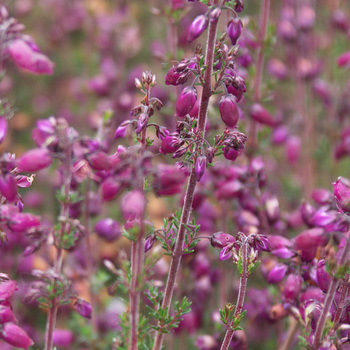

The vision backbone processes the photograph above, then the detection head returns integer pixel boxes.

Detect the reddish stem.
[220,243,248,350]
[152,11,220,350]
[312,234,350,349]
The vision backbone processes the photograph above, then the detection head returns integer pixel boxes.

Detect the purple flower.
[121,190,146,221]
[223,146,240,161]
[176,87,197,117]
[101,178,122,201]
[219,94,239,128]
[0,306,16,324]
[0,323,34,349]
[250,103,277,127]
[74,298,92,319]
[195,156,207,182]
[227,18,243,46]
[165,67,183,86]
[0,116,8,144]
[160,136,183,154]
[337,51,350,68]
[95,218,121,242]
[0,281,17,301]
[153,164,187,196]
[144,234,156,253]
[187,15,209,43]
[333,177,350,214]
[219,245,234,261]
[53,329,74,347]
[210,232,236,249]
[316,259,331,293]
[0,174,18,202]
[114,124,128,139]
[7,39,54,75]
[283,274,303,301]
[267,264,287,284]
[294,228,329,262]
[18,148,52,172]
[9,213,41,233]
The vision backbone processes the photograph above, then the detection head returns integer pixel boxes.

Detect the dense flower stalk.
[152,7,221,350]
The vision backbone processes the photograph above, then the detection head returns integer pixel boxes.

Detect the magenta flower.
[227,18,243,46]
[0,281,17,301]
[176,87,197,117]
[283,274,303,301]
[7,39,54,75]
[0,174,18,202]
[195,156,206,182]
[187,15,208,43]
[18,148,52,172]
[219,94,239,128]
[250,103,276,127]
[0,306,16,324]
[0,323,34,349]
[73,299,92,319]
[53,329,74,347]
[121,190,146,221]
[95,218,121,242]
[210,232,236,249]
[0,116,8,144]
[333,177,350,214]
[316,259,331,293]
[144,234,156,253]
[160,136,183,154]
[267,264,287,284]
[9,213,41,233]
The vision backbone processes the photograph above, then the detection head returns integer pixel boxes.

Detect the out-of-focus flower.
[0,323,34,349]
[7,39,54,75]
[18,148,52,172]
[187,15,208,42]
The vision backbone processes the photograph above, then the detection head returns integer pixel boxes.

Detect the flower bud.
[121,190,146,221]
[101,178,122,202]
[153,164,187,196]
[219,94,239,128]
[9,213,41,233]
[7,39,54,75]
[0,280,17,301]
[18,148,52,172]
[160,136,183,154]
[223,146,240,161]
[87,151,111,171]
[219,245,234,261]
[333,177,350,214]
[114,124,128,139]
[250,103,276,127]
[267,264,287,284]
[286,136,301,165]
[283,274,303,301]
[210,232,235,249]
[0,116,8,144]
[337,51,350,68]
[176,87,197,117]
[165,67,183,86]
[294,228,329,262]
[0,323,34,349]
[53,329,74,347]
[227,18,243,46]
[0,174,18,202]
[316,259,331,293]
[0,305,16,323]
[195,156,206,182]
[187,15,208,43]
[95,218,121,242]
[74,299,92,319]
[144,234,156,253]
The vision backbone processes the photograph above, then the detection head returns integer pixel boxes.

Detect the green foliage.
[146,285,192,334]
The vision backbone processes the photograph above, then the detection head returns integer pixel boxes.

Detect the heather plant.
[0,0,350,350]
